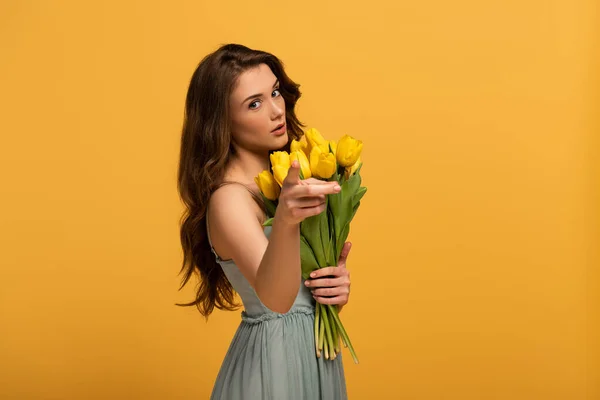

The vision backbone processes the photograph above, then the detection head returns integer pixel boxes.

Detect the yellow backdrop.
[1,1,597,399]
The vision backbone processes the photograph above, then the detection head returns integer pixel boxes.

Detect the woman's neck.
[225,147,270,185]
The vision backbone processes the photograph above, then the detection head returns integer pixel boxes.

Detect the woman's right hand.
[275,160,341,226]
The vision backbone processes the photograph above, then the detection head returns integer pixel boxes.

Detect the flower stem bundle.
[255,128,367,364]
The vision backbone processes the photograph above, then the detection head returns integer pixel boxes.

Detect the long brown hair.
[176,43,304,318]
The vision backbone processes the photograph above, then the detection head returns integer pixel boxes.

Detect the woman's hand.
[275,161,341,226]
[305,242,352,310]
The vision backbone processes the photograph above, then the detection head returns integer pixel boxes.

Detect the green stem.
[340,333,348,348]
[315,302,321,357]
[328,306,340,353]
[318,304,325,353]
[328,305,359,364]
[323,327,329,359]
[320,305,335,360]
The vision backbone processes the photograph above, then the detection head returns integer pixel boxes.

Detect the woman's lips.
[271,123,287,135]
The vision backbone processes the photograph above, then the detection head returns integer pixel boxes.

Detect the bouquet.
[254,127,366,364]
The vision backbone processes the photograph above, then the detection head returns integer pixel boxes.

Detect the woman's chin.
[271,133,289,149]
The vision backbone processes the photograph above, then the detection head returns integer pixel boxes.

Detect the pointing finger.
[295,183,340,197]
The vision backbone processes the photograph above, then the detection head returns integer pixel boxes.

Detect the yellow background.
[1,1,598,399]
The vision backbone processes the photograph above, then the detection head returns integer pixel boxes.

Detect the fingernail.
[310,272,316,277]
[305,281,310,286]
[334,185,341,191]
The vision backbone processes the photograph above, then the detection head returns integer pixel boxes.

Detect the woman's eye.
[249,89,280,109]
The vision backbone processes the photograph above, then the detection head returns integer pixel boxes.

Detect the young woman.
[177,43,352,399]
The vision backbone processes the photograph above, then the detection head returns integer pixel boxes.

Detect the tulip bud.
[291,136,309,157]
[309,144,336,179]
[270,151,291,186]
[305,128,327,155]
[344,156,362,180]
[254,170,281,200]
[336,135,363,167]
[290,150,312,179]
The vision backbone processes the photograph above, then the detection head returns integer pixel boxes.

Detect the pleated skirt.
[210,306,347,400]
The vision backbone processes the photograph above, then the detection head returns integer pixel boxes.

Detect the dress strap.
[205,212,226,262]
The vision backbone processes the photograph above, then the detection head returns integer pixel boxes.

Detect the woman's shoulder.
[207,182,269,261]
[209,181,257,205]
[208,181,265,223]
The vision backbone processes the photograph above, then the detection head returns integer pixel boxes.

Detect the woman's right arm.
[208,161,341,313]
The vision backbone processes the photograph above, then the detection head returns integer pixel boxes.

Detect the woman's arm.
[208,185,300,314]
[208,162,341,314]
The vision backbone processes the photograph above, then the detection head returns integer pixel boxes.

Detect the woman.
[177,43,352,399]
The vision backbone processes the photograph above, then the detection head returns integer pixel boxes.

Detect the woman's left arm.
[305,242,352,313]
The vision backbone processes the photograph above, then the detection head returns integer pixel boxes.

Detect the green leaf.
[328,190,344,232]
[260,193,278,218]
[336,223,351,261]
[337,165,347,186]
[345,170,361,196]
[350,201,360,221]
[319,195,332,266]
[327,207,337,264]
[353,186,367,205]
[331,190,351,237]
[331,168,341,185]
[328,170,366,262]
[300,213,327,266]
[334,200,364,260]
[300,166,366,270]
[262,217,274,227]
[354,162,364,176]
[300,235,319,279]
[323,226,335,267]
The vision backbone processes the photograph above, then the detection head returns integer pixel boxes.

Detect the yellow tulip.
[329,140,337,155]
[309,143,336,179]
[270,151,291,186]
[304,128,327,155]
[344,156,362,180]
[336,134,363,167]
[290,150,312,179]
[254,170,281,200]
[290,136,308,157]
[305,128,327,147]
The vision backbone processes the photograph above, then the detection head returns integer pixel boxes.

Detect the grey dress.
[206,215,348,400]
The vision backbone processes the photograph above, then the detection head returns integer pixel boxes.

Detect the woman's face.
[229,63,288,154]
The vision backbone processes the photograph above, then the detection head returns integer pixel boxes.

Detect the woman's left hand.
[305,242,352,308]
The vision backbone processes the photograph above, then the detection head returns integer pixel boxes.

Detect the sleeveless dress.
[206,212,348,399]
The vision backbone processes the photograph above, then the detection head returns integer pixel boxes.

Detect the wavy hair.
[176,44,305,317]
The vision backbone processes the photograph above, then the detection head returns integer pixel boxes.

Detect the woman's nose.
[270,98,284,119]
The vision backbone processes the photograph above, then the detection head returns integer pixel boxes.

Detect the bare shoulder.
[208,183,264,225]
[207,183,268,285]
